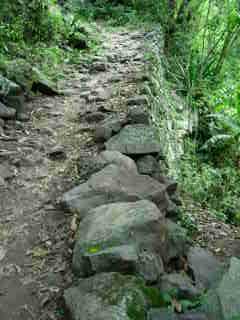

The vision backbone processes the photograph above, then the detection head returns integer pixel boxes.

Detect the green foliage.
[145,0,240,226]
[180,211,198,236]
[70,0,139,26]
[178,140,240,224]
[0,0,100,85]
[202,113,240,156]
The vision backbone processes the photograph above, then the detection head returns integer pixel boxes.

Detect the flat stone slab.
[105,124,161,155]
[61,163,169,219]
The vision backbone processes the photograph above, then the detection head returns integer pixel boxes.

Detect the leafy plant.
[202,112,240,157]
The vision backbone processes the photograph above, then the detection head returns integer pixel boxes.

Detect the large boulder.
[64,272,161,320]
[148,309,178,320]
[187,247,223,291]
[216,257,240,320]
[72,200,165,280]
[200,258,240,320]
[96,151,138,173]
[77,151,138,182]
[64,273,147,320]
[61,163,170,218]
[105,125,161,155]
[159,272,200,300]
[2,59,59,95]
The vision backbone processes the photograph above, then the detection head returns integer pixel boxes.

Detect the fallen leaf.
[70,214,78,233]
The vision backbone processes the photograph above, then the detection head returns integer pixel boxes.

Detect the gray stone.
[77,151,137,182]
[64,272,148,320]
[108,74,122,82]
[0,75,22,96]
[127,95,148,106]
[85,111,105,123]
[95,125,113,142]
[32,67,60,95]
[128,106,149,124]
[94,114,126,142]
[148,308,178,320]
[137,249,164,283]
[96,151,138,173]
[187,247,223,290]
[61,164,169,218]
[0,176,5,186]
[137,155,158,175]
[47,146,66,160]
[72,200,166,278]
[90,62,108,73]
[0,102,16,119]
[2,94,25,115]
[217,257,240,320]
[178,313,208,320]
[200,291,222,320]
[0,163,15,180]
[159,273,200,300]
[105,124,161,155]
[164,178,178,196]
[0,118,4,127]
[2,60,59,95]
[200,258,240,319]
[163,219,189,263]
[16,112,29,121]
[166,199,179,218]
[91,87,112,102]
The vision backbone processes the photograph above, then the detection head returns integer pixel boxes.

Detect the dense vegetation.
[148,0,240,226]
[1,0,240,227]
[0,0,99,85]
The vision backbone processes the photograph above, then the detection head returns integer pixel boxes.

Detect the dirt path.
[0,27,148,320]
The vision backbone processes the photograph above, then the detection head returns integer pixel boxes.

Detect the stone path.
[1,24,240,320]
[0,28,151,320]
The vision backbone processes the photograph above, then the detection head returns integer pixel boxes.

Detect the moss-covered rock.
[0,74,25,116]
[72,200,165,281]
[2,59,59,95]
[64,273,149,320]
[64,272,183,320]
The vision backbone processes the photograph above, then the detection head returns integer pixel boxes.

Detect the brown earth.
[0,28,147,320]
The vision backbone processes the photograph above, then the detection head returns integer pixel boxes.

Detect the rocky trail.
[1,26,240,320]
[0,27,152,320]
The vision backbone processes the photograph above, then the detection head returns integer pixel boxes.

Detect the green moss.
[126,291,146,320]
[141,286,171,308]
[87,245,101,254]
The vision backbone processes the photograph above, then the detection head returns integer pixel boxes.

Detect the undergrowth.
[0,1,100,84]
[144,0,240,227]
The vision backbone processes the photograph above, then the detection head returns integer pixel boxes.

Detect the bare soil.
[0,28,148,320]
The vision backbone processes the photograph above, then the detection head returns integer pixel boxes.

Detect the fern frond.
[201,134,232,150]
